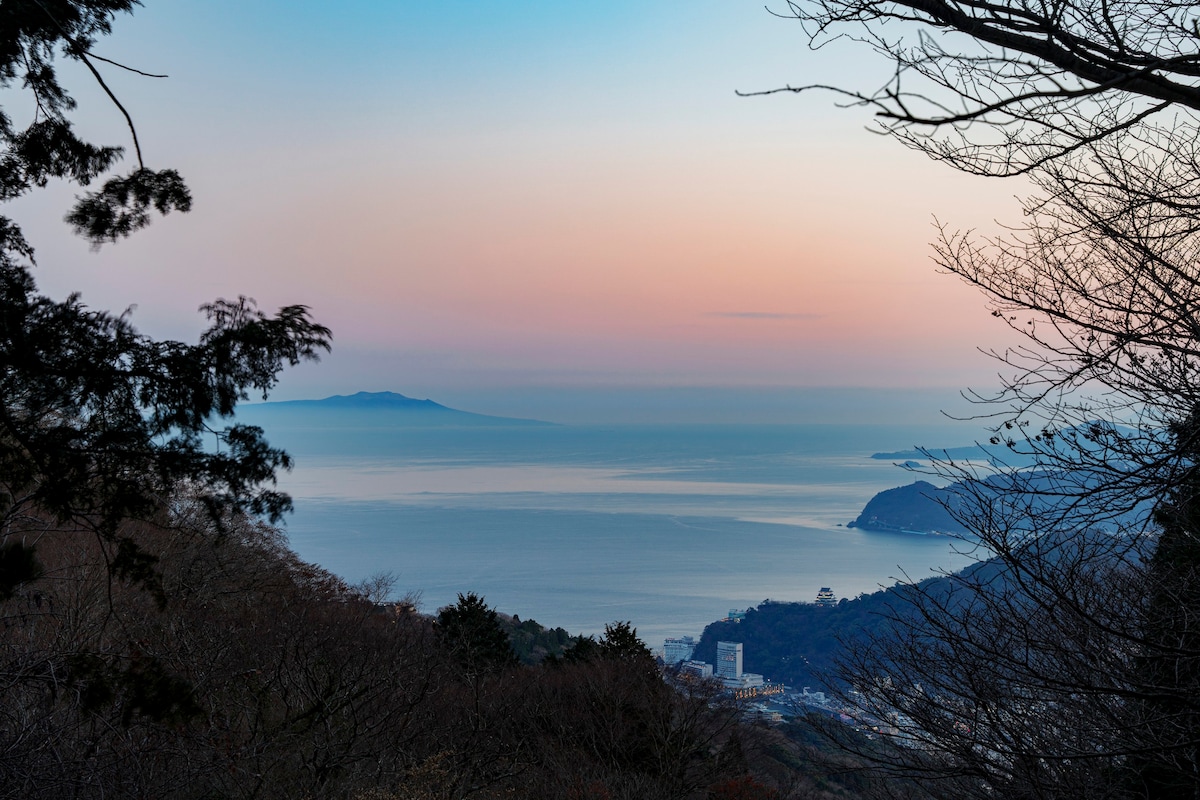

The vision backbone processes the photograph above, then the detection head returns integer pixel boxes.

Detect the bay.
[268,422,981,643]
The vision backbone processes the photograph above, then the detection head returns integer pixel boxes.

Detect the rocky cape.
[846,480,969,536]
[854,422,1147,535]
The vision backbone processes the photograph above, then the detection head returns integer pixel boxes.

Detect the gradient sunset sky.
[11,1,1026,421]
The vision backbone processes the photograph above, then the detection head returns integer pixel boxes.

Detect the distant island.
[238,391,553,427]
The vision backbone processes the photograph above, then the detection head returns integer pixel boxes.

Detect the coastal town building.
[716,640,766,691]
[716,641,742,680]
[663,635,697,664]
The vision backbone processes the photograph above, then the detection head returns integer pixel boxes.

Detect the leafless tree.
[760,1,1200,797]
[759,0,1200,176]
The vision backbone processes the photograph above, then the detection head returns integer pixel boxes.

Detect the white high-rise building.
[716,641,743,680]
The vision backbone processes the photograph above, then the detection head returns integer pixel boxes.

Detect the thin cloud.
[707,311,824,320]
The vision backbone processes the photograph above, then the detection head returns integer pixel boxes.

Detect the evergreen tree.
[436,592,518,676]
[1,1,191,249]
[0,0,331,756]
[1136,413,1200,797]
[597,621,651,661]
[0,1,331,598]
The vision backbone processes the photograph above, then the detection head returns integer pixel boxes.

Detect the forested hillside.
[4,510,866,799]
[693,559,1006,690]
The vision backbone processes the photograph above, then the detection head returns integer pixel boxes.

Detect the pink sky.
[11,1,1026,408]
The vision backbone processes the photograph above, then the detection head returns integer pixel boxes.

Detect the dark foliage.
[65,166,190,243]
[0,3,335,706]
[692,582,975,691]
[0,539,41,600]
[1131,414,1200,797]
[0,0,331,596]
[599,621,657,664]
[0,511,854,799]
[559,632,602,663]
[0,260,331,599]
[696,601,847,689]
[498,613,575,664]
[0,1,191,248]
[436,592,519,676]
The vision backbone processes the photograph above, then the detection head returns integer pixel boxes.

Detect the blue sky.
[10,1,1025,421]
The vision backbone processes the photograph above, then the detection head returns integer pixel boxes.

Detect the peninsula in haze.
[237,391,553,428]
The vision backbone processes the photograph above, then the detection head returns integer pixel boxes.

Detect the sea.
[263,421,981,644]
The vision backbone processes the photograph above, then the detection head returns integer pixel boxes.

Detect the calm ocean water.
[267,423,980,643]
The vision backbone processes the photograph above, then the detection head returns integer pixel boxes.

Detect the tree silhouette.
[0,2,333,774]
[598,621,652,661]
[1133,413,1200,797]
[768,0,1200,796]
[0,1,331,599]
[763,0,1200,176]
[1,1,191,250]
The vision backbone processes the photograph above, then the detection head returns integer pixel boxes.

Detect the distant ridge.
[239,391,552,427]
[260,391,454,412]
[871,422,1142,466]
[858,422,1149,534]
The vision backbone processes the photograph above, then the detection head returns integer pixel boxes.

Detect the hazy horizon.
[241,384,995,428]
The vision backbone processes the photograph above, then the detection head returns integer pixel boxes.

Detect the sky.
[9,1,1028,422]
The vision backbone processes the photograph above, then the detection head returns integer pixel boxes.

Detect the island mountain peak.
[239,391,550,427]
[306,391,449,409]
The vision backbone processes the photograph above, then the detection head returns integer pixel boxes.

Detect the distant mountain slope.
[694,527,1134,691]
[692,560,1005,690]
[238,391,552,427]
